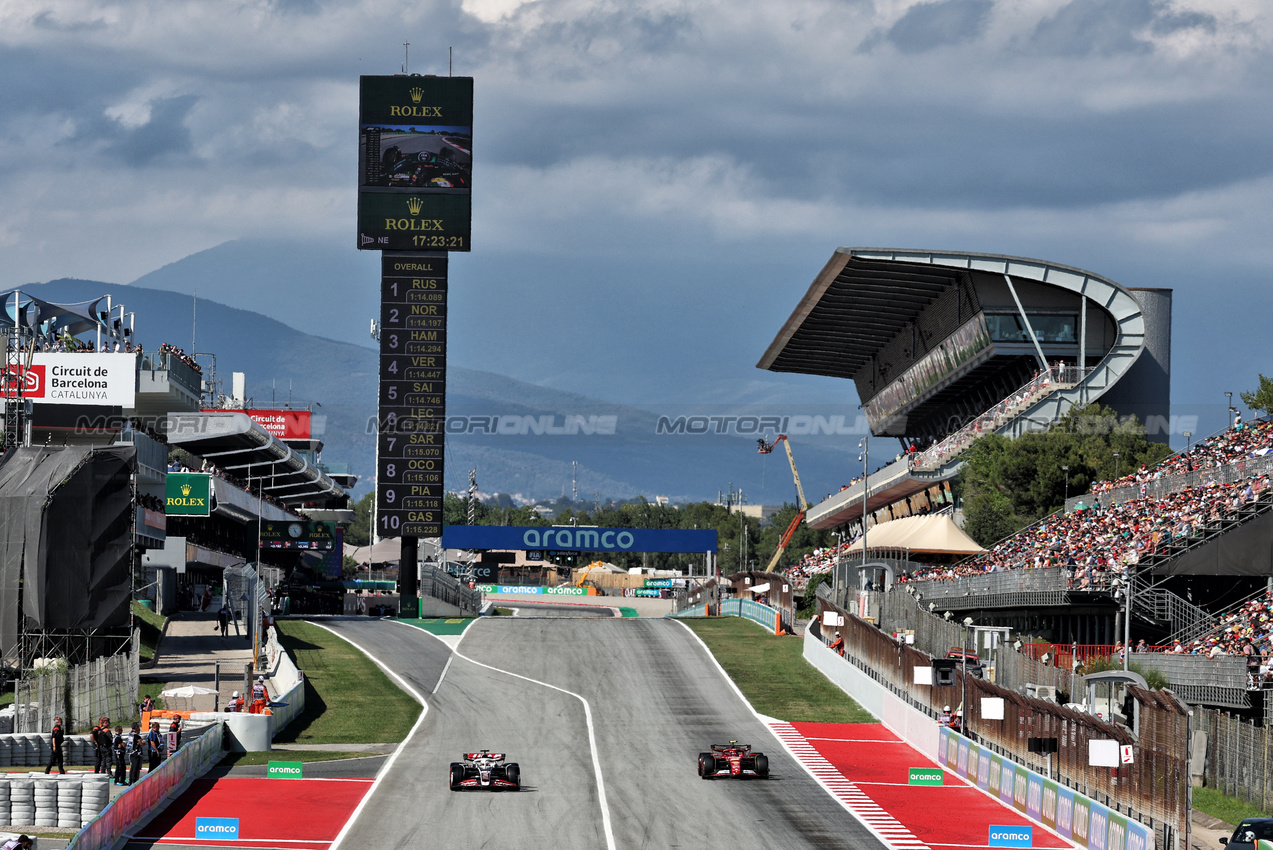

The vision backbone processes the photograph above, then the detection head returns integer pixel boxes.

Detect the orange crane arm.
[757,434,810,570]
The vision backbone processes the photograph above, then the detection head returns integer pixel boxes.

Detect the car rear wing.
[464,752,505,761]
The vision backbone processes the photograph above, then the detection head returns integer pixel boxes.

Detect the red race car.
[449,750,521,791]
[698,741,770,779]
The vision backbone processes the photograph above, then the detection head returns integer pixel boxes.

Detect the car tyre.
[449,762,464,790]
[506,763,520,789]
[755,754,769,778]
[698,753,713,779]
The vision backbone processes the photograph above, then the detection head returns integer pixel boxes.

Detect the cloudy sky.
[1,0,1270,439]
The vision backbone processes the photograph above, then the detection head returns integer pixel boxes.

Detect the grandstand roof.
[757,251,968,379]
[164,412,344,507]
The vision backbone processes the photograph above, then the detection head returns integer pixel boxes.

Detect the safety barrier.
[67,720,225,850]
[667,599,782,634]
[260,625,305,734]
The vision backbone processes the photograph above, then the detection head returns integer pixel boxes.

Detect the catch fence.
[1194,704,1273,815]
[14,632,140,733]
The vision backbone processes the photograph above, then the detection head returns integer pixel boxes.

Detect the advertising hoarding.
[166,473,211,516]
[358,75,473,252]
[1,352,137,407]
[204,409,311,440]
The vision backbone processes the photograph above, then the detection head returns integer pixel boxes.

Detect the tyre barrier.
[0,776,110,828]
[0,733,96,769]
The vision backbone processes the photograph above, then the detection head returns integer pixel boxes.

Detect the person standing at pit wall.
[147,721,163,772]
[128,722,143,785]
[95,716,114,773]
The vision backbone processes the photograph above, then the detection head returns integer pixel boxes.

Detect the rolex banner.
[166,473,211,516]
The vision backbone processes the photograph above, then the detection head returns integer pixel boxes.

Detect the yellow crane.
[756,435,810,572]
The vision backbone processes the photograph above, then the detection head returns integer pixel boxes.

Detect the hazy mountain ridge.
[19,278,863,504]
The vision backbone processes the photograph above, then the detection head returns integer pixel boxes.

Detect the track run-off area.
[128,615,1071,850]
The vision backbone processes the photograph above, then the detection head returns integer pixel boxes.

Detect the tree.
[1241,374,1273,417]
[344,492,374,546]
[957,404,1172,544]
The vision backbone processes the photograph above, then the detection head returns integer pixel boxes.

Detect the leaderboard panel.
[377,252,447,538]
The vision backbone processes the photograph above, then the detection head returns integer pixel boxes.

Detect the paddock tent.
[842,514,985,556]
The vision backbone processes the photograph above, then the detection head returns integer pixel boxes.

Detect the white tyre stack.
[32,777,58,827]
[0,735,11,768]
[20,734,37,768]
[57,778,83,829]
[9,778,34,826]
[0,779,11,825]
[80,775,110,823]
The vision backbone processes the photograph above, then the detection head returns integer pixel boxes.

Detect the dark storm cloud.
[885,0,994,54]
[1031,0,1215,56]
[480,88,1273,211]
[64,94,199,167]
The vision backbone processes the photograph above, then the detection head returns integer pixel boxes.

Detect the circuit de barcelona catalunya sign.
[442,525,717,554]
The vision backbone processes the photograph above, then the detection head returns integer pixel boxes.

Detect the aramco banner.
[1,353,137,406]
[442,525,717,554]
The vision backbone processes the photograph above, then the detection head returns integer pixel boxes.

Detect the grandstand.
[758,248,1171,531]
[758,250,1273,711]
[0,289,358,667]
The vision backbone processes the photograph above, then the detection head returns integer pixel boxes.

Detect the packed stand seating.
[135,492,164,512]
[1162,593,1273,687]
[783,542,852,590]
[1094,416,1273,494]
[898,475,1271,590]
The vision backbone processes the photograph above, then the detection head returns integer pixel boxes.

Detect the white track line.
[431,655,453,695]
[672,620,929,850]
[313,622,431,850]
[449,624,618,850]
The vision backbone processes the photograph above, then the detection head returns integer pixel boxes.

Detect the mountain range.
[21,275,872,506]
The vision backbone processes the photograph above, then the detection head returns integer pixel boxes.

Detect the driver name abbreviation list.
[377,252,446,538]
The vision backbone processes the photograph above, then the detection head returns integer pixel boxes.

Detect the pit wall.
[803,629,1155,850]
[259,624,305,735]
[68,720,224,850]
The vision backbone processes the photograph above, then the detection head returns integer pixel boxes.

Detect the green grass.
[273,620,420,745]
[683,617,876,723]
[132,600,168,664]
[1194,786,1270,825]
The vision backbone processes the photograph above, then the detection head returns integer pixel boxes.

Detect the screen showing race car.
[358,75,473,251]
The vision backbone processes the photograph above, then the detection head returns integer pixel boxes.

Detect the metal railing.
[420,564,482,614]
[911,365,1089,472]
[900,566,1071,607]
[1068,451,1273,513]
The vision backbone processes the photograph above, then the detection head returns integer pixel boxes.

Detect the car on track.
[449,750,521,791]
[1221,817,1273,849]
[382,148,471,189]
[698,741,769,779]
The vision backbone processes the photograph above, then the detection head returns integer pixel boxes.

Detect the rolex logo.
[406,196,424,215]
[181,483,192,496]
[410,87,424,104]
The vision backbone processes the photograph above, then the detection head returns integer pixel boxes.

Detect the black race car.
[698,741,769,779]
[382,148,470,189]
[449,750,521,791]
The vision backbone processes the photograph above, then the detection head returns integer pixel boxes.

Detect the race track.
[321,618,885,850]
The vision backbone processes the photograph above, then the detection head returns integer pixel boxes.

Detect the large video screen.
[358,76,473,251]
